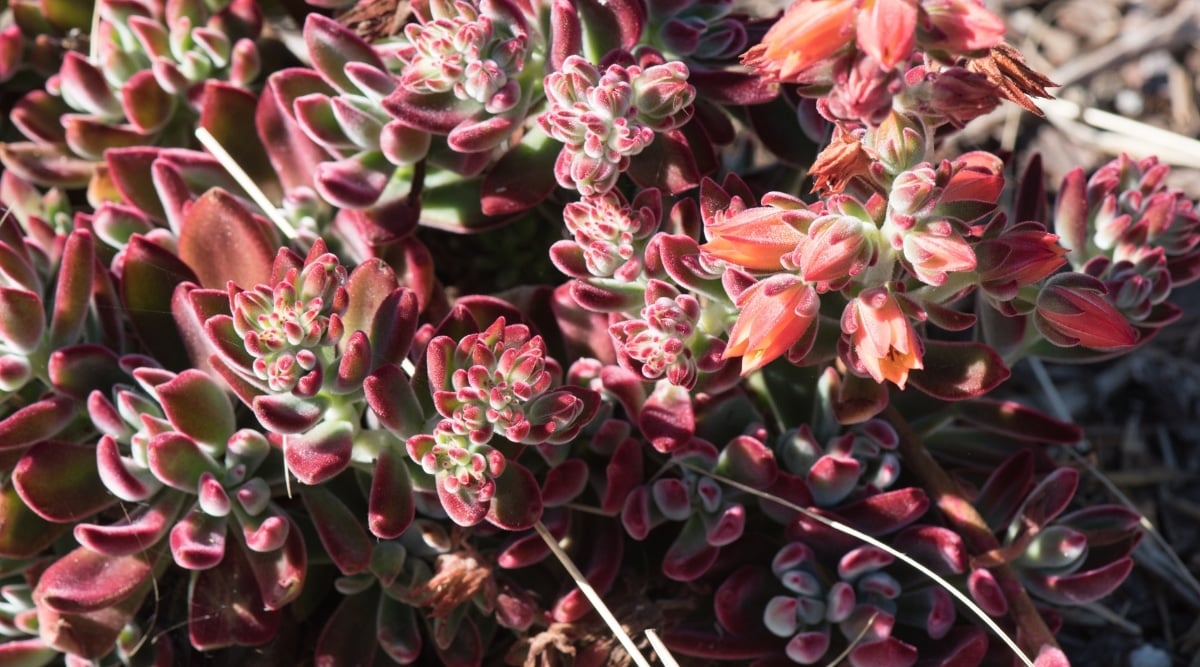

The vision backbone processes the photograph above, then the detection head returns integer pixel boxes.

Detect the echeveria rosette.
[621,435,777,581]
[413,316,600,528]
[1,0,263,187]
[382,0,544,158]
[553,188,663,281]
[644,0,750,63]
[72,364,304,652]
[971,450,1141,613]
[230,250,348,396]
[1056,153,1200,285]
[538,54,696,195]
[426,317,599,447]
[609,280,729,390]
[776,420,901,508]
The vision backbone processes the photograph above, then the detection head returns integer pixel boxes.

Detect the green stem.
[884,404,1061,657]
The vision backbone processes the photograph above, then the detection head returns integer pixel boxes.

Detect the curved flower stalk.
[539,54,696,195]
[0,0,263,187]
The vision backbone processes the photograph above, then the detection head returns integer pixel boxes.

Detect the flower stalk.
[884,404,1060,659]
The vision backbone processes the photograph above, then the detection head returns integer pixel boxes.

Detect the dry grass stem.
[1035,98,1200,169]
[674,461,1036,667]
[643,629,680,667]
[194,127,299,239]
[533,521,654,667]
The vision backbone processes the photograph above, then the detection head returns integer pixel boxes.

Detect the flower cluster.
[540,55,696,195]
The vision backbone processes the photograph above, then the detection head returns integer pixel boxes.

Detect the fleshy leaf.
[188,540,281,650]
[480,126,559,216]
[907,340,1011,401]
[368,446,416,539]
[662,515,720,581]
[13,441,116,522]
[121,235,199,370]
[178,188,277,290]
[303,485,372,575]
[0,395,77,456]
[155,369,236,446]
[285,419,354,485]
[148,432,223,491]
[0,287,45,353]
[314,588,384,666]
[74,492,186,556]
[303,14,386,94]
[35,548,152,614]
[170,509,228,570]
[486,463,543,531]
[0,480,69,558]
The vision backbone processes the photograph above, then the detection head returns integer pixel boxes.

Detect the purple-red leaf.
[188,539,281,650]
[35,547,152,614]
[170,509,228,570]
[487,462,544,531]
[303,14,385,94]
[480,127,559,216]
[178,188,277,290]
[121,235,199,371]
[907,340,1011,401]
[13,441,116,522]
[155,369,236,446]
[74,492,186,556]
[368,446,416,539]
[0,480,69,558]
[0,286,45,353]
[284,420,354,485]
[303,484,372,575]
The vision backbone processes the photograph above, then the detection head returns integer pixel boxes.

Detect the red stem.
[884,404,1061,658]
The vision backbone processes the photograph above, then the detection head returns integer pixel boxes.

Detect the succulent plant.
[2,1,1196,665]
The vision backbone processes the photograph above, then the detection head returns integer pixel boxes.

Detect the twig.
[533,521,654,667]
[643,629,681,667]
[1028,357,1200,608]
[194,128,299,240]
[1079,601,1142,635]
[1049,5,1199,89]
[882,405,1055,662]
[821,610,879,667]
[1035,98,1200,169]
[674,460,1037,667]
